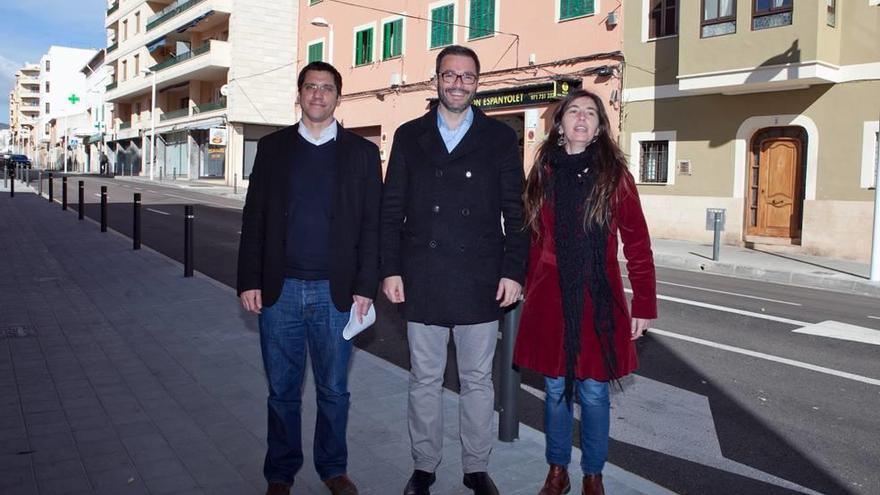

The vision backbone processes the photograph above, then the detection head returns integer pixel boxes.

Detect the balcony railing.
[107,42,118,53]
[194,98,226,114]
[120,121,132,130]
[160,108,190,121]
[106,81,118,91]
[149,43,210,72]
[107,1,119,15]
[146,0,207,31]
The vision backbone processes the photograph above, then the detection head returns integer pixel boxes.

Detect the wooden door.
[754,137,800,237]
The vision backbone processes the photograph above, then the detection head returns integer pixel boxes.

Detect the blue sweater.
[284,133,338,279]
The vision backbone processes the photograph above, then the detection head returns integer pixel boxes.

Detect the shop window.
[354,27,374,66]
[826,0,836,27]
[559,0,595,21]
[383,18,403,59]
[430,3,454,48]
[701,0,736,38]
[639,141,669,183]
[861,122,879,189]
[244,139,258,179]
[649,0,678,39]
[308,40,324,63]
[752,0,792,30]
[469,0,495,39]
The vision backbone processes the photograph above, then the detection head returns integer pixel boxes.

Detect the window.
[639,141,669,183]
[826,0,836,27]
[123,19,128,41]
[244,139,258,179]
[701,0,736,37]
[121,60,127,80]
[354,27,374,66]
[135,12,141,33]
[135,102,142,118]
[45,102,50,114]
[430,4,454,48]
[45,81,50,93]
[134,54,140,74]
[308,41,324,63]
[309,0,322,4]
[649,0,677,38]
[45,60,50,71]
[559,0,595,21]
[753,0,792,30]
[861,122,880,189]
[383,19,403,59]
[469,0,495,39]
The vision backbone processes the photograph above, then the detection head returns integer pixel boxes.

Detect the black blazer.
[380,106,529,326]
[237,124,382,311]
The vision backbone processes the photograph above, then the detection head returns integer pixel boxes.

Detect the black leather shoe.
[462,472,500,495]
[403,470,436,495]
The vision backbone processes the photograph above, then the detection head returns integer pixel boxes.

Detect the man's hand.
[496,278,523,307]
[353,295,373,324]
[240,289,262,315]
[631,318,651,340]
[382,276,405,303]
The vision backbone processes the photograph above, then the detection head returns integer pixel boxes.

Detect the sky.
[0,0,106,125]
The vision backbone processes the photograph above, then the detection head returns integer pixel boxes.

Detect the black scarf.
[548,144,618,403]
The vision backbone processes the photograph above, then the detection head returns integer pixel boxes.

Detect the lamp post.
[310,17,334,64]
[142,68,157,181]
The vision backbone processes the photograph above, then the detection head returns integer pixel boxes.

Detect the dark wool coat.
[380,106,529,326]
[513,171,657,380]
[237,124,383,311]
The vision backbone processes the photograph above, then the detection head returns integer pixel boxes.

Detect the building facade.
[8,63,41,159]
[81,50,114,173]
[103,0,297,182]
[622,0,880,261]
[298,0,624,178]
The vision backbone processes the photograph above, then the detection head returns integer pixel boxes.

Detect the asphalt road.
[33,174,880,495]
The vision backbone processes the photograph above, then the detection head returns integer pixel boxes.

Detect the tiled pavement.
[0,188,673,494]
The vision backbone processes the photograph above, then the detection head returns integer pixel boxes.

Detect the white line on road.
[649,327,880,387]
[135,187,143,190]
[624,289,809,326]
[792,320,880,346]
[161,191,243,210]
[146,208,170,216]
[868,316,880,320]
[654,280,801,306]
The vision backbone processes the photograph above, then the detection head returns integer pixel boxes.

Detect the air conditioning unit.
[390,73,402,87]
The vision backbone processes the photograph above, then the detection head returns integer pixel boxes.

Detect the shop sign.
[471,79,581,110]
[209,127,227,146]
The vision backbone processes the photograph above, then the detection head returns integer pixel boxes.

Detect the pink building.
[298,0,624,174]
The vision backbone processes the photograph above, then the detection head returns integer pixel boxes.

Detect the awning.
[158,117,225,134]
[146,37,167,52]
[176,11,214,33]
[84,133,104,144]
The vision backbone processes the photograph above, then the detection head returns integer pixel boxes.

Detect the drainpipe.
[871,111,880,282]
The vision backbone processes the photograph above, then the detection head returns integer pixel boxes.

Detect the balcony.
[107,81,118,91]
[194,98,226,114]
[150,43,210,72]
[147,0,207,31]
[160,108,190,121]
[19,76,39,85]
[107,42,118,54]
[107,1,118,15]
[120,121,132,130]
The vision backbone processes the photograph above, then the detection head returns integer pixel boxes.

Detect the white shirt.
[298,119,338,146]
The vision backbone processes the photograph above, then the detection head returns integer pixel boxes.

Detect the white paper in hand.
[342,301,376,340]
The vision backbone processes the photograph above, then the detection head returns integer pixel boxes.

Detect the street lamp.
[310,17,334,64]
[142,68,157,181]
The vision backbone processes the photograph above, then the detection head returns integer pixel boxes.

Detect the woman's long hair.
[524,89,630,235]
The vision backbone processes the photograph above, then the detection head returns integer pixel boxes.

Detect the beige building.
[8,63,41,159]
[622,0,880,261]
[103,0,297,181]
[298,0,625,177]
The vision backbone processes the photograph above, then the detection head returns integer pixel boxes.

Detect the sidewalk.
[0,189,673,494]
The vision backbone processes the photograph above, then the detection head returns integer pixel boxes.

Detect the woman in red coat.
[513,89,657,495]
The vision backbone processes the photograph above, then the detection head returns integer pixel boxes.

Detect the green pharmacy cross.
[68,94,80,105]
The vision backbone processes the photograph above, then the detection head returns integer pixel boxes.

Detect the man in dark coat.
[237,61,382,495]
[380,46,529,495]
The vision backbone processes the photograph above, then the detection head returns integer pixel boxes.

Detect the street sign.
[69,138,79,147]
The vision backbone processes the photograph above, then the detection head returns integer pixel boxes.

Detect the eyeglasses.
[439,71,478,85]
[303,83,337,94]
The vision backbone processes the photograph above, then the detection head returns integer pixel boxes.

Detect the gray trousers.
[407,320,498,474]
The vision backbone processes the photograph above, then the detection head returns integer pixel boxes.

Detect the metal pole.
[173,167,177,181]
[9,169,14,198]
[149,71,157,181]
[871,115,880,281]
[78,181,84,220]
[100,186,108,232]
[233,173,237,195]
[3,166,6,188]
[184,205,194,277]
[48,173,54,202]
[713,211,722,262]
[498,302,523,442]
[38,171,42,196]
[133,193,141,250]
[62,177,68,210]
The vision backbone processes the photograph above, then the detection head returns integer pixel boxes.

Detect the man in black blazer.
[381,46,529,495]
[238,61,381,495]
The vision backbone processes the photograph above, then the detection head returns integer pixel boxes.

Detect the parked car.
[2,154,32,173]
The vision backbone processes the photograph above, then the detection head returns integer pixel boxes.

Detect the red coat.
[513,172,657,380]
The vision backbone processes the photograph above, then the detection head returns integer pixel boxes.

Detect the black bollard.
[9,169,14,198]
[100,186,108,232]
[233,173,238,195]
[133,193,141,250]
[48,173,54,202]
[62,177,68,210]
[78,181,84,220]
[712,211,723,261]
[498,302,523,442]
[184,205,194,277]
[38,171,42,196]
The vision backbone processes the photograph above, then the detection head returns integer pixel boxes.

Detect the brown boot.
[581,474,605,495]
[538,464,570,495]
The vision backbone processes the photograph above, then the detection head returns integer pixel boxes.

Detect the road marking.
[624,288,809,326]
[868,316,880,320]
[649,327,880,387]
[147,190,158,194]
[792,320,880,346]
[654,280,801,306]
[146,208,170,216]
[162,192,243,210]
[135,187,143,190]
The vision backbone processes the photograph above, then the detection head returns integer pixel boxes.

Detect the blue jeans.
[259,278,352,484]
[544,376,610,475]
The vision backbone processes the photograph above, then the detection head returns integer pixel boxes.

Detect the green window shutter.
[308,42,323,63]
[393,19,403,57]
[469,0,494,39]
[356,28,373,65]
[431,4,454,48]
[560,0,594,20]
[383,19,403,59]
[366,28,373,63]
[383,22,392,59]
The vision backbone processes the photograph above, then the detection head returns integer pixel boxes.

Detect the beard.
[437,87,475,113]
